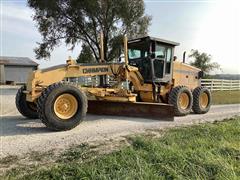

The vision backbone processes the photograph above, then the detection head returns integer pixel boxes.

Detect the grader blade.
[87,100,174,121]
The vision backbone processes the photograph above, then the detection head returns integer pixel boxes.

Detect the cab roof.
[128,36,180,46]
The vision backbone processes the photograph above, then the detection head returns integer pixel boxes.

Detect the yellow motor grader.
[16,35,211,131]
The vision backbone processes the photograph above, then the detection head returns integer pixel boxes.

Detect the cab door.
[152,43,173,83]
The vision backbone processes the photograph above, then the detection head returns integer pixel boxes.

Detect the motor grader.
[16,35,211,131]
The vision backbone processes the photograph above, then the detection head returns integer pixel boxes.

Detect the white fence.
[72,77,240,91]
[201,79,240,91]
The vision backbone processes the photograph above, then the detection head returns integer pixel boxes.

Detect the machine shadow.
[1,114,172,136]
[0,116,52,136]
[86,113,173,123]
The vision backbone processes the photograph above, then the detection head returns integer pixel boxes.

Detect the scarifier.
[16,34,212,131]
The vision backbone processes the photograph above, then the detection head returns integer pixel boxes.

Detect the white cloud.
[1,1,39,38]
[1,1,33,22]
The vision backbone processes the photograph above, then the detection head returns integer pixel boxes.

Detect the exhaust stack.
[183,51,186,63]
[100,32,104,62]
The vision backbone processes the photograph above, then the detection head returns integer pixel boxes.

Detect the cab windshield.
[128,40,149,59]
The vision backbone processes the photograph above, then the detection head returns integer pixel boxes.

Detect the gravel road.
[1,87,240,158]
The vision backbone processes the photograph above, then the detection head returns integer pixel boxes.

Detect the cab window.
[155,44,165,59]
[166,48,172,62]
[165,48,172,74]
[129,49,141,59]
[128,49,148,59]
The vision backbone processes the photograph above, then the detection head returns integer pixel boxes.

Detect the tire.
[37,82,87,131]
[192,86,211,114]
[15,86,38,119]
[168,86,193,116]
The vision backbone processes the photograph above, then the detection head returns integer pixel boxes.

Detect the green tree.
[28,0,151,62]
[76,44,95,63]
[189,49,220,74]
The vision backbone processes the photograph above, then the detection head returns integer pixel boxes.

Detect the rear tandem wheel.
[192,86,211,114]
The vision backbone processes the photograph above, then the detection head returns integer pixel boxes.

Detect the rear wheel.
[168,86,193,116]
[192,86,211,114]
[37,83,87,131]
[15,86,38,119]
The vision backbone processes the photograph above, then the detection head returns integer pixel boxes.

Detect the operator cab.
[128,36,179,84]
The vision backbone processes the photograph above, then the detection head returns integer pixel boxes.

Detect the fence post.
[230,80,232,91]
[238,80,240,91]
[211,80,213,91]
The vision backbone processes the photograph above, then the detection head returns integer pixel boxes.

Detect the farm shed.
[0,56,38,84]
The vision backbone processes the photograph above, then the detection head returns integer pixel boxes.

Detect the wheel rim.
[179,92,190,110]
[200,92,209,108]
[54,93,78,120]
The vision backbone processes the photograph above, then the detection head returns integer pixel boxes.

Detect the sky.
[0,0,240,74]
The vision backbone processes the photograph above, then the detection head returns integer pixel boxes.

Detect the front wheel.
[37,83,87,131]
[192,87,211,114]
[15,86,38,119]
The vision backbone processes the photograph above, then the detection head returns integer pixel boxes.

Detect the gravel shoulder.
[1,87,240,158]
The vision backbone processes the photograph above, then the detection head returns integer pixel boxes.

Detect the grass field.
[212,90,240,105]
[2,117,240,180]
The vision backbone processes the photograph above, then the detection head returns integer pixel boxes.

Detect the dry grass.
[212,90,240,105]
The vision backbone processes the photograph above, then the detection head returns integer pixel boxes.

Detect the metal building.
[0,56,38,84]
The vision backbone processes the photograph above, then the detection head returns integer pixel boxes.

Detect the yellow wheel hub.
[54,93,78,120]
[200,92,209,108]
[179,92,189,110]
